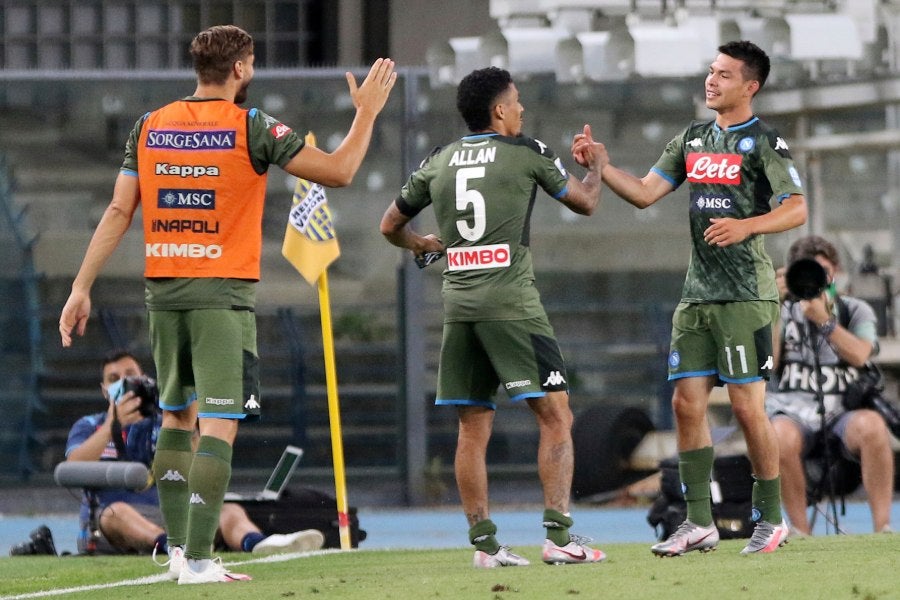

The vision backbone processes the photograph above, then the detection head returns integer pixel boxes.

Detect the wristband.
[818,317,837,338]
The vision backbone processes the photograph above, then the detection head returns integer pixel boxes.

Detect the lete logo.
[686,153,742,185]
[270,123,292,139]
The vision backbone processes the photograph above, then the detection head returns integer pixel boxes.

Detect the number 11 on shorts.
[724,344,748,376]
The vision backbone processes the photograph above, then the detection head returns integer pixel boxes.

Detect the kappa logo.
[774,137,789,151]
[159,469,186,482]
[542,371,566,387]
[687,137,703,148]
[190,493,206,505]
[761,355,774,370]
[245,395,260,410]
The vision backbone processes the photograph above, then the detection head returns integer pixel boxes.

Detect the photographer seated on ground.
[767,235,894,536]
[65,349,325,556]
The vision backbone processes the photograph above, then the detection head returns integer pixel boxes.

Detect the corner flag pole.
[317,270,352,550]
[281,131,350,549]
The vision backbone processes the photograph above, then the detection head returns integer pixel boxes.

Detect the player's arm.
[283,58,396,187]
[602,165,673,209]
[704,194,807,247]
[59,173,141,347]
[572,123,673,209]
[380,201,443,256]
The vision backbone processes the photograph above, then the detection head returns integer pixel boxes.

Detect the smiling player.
[576,40,808,556]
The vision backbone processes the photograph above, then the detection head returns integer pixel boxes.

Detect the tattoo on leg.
[550,441,573,464]
[545,441,573,512]
[466,510,487,526]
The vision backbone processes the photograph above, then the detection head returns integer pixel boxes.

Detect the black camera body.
[120,375,159,417]
[843,366,900,438]
[9,525,57,556]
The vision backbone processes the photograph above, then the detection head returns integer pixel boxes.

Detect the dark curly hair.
[786,235,840,268]
[718,40,770,92]
[456,67,514,132]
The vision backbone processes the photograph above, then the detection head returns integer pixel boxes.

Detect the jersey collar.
[713,116,759,133]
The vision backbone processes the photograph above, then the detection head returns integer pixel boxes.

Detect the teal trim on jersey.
[650,166,677,187]
[121,168,138,177]
[553,185,568,199]
[461,133,499,141]
[436,398,497,410]
[509,391,547,402]
[248,108,257,117]
[714,116,759,133]
[667,369,718,381]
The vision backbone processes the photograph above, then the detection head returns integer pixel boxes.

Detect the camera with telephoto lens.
[120,375,159,417]
[784,257,829,301]
[9,525,57,556]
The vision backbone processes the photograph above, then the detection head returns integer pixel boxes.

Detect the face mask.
[106,378,125,404]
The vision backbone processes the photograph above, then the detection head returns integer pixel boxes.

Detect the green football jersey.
[652,116,804,303]
[397,133,570,322]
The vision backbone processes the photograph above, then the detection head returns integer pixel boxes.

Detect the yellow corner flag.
[282,132,341,285]
[281,131,353,549]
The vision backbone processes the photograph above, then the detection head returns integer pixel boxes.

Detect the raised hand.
[346,58,398,116]
[571,124,608,172]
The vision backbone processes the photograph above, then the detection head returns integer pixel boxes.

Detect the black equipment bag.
[235,488,366,549]
[648,454,754,540]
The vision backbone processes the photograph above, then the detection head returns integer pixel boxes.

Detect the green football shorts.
[435,315,568,410]
[668,300,777,384]
[149,308,260,420]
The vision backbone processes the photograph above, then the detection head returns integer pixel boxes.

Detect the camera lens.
[785,258,828,300]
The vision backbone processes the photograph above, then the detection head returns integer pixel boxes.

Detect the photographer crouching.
[63,349,323,558]
[767,235,894,536]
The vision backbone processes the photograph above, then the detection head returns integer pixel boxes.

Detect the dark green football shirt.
[652,116,804,303]
[397,133,570,322]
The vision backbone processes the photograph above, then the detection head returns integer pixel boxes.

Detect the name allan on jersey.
[448,146,497,166]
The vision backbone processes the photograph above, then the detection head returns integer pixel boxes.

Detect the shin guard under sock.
[679,446,714,527]
[151,428,194,547]
[752,476,783,524]
[185,436,233,560]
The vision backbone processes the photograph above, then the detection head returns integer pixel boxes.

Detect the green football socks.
[185,435,233,560]
[543,508,574,547]
[679,446,714,527]
[151,428,194,547]
[752,475,783,524]
[468,519,500,554]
